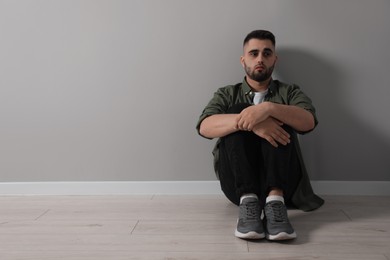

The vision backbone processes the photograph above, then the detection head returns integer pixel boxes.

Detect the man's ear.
[240,56,245,68]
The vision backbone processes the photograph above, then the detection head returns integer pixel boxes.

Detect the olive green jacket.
[196,78,324,211]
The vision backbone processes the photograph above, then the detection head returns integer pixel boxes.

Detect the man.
[196,30,324,241]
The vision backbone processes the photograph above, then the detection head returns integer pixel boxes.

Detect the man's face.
[240,39,277,83]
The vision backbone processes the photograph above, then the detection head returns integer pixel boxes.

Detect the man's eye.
[250,52,258,57]
[263,51,272,57]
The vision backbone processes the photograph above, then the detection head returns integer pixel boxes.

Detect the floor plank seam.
[340,209,353,221]
[246,240,250,252]
[130,220,139,234]
[34,209,50,220]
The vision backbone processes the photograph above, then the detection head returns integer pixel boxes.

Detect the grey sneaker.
[264,200,297,240]
[234,196,265,239]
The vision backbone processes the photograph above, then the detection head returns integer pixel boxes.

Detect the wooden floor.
[0,195,389,259]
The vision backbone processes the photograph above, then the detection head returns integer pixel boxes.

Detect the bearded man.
[196,30,324,241]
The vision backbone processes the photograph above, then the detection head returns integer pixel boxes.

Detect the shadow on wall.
[274,48,390,181]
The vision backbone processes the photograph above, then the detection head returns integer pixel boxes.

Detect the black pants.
[218,104,301,207]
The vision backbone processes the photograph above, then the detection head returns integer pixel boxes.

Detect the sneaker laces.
[267,202,288,223]
[241,201,261,221]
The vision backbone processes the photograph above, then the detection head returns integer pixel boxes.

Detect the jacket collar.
[242,77,277,96]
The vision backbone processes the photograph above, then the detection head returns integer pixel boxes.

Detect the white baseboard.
[0,181,223,196]
[0,181,389,196]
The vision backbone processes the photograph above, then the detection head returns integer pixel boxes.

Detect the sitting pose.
[196,30,324,240]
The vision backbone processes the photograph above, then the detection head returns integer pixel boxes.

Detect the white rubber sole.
[235,230,265,240]
[266,231,297,241]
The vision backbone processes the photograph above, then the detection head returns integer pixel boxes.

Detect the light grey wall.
[0,0,389,182]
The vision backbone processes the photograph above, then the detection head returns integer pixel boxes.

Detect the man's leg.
[217,104,264,204]
[260,126,301,240]
[219,131,263,201]
[217,104,264,239]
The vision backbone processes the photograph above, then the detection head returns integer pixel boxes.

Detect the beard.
[244,62,275,83]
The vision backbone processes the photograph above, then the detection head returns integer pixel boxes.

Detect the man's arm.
[236,101,315,132]
[199,114,239,139]
[266,102,316,132]
[200,113,292,147]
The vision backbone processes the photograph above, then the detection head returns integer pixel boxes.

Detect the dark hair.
[243,30,275,47]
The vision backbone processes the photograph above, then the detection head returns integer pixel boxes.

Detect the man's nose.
[256,54,264,64]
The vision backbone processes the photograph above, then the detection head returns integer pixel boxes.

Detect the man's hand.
[252,117,291,148]
[236,103,270,131]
